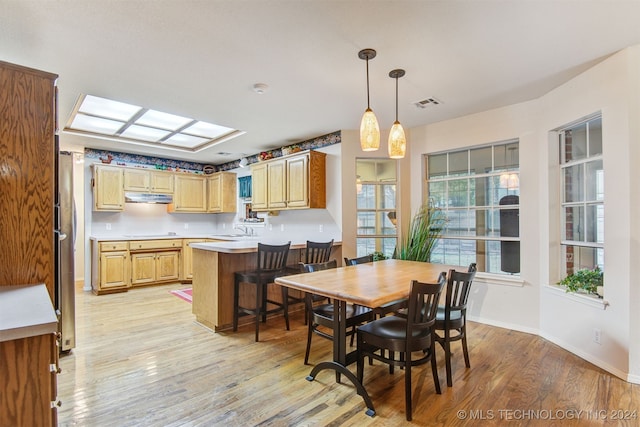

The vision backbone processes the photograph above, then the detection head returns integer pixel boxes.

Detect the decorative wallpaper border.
[84,130,341,173]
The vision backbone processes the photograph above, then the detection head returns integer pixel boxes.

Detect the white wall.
[408,45,640,382]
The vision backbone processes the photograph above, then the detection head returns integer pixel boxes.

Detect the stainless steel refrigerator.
[56,150,76,352]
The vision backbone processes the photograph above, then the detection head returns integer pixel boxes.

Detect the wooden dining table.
[275,259,462,417]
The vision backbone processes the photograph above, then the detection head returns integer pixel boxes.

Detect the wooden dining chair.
[284,240,334,323]
[302,259,374,365]
[232,242,291,342]
[343,254,373,265]
[356,273,447,421]
[434,264,477,386]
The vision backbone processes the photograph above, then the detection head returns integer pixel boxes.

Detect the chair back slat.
[406,273,447,330]
[257,242,291,272]
[305,240,334,264]
[445,268,477,313]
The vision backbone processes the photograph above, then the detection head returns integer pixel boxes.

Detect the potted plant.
[394,203,446,262]
[370,251,387,261]
[557,267,603,297]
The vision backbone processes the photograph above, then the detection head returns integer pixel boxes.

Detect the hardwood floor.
[58,283,640,426]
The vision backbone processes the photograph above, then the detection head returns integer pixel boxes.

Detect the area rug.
[170,288,192,303]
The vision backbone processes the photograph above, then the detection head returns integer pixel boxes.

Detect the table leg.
[305,299,376,417]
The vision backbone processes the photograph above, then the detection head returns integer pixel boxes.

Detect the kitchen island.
[190,239,342,331]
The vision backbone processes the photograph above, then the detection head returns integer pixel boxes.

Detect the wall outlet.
[106,223,111,230]
[319,224,323,233]
[184,223,189,229]
[269,224,273,231]
[280,224,285,232]
[593,328,601,345]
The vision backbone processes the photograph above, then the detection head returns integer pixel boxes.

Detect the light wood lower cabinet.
[181,239,207,280]
[131,250,180,286]
[91,241,130,295]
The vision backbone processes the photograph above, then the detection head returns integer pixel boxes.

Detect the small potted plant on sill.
[557,267,604,298]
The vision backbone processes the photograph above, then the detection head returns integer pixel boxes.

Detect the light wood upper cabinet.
[267,159,287,209]
[150,171,174,193]
[124,169,174,194]
[93,165,125,211]
[250,162,269,210]
[169,174,207,212]
[250,150,326,212]
[207,172,237,213]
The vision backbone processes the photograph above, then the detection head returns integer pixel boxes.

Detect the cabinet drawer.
[129,239,183,251]
[99,241,129,251]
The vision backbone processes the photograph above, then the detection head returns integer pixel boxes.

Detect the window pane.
[376,160,396,181]
[379,184,396,209]
[494,143,519,170]
[588,117,602,156]
[379,212,397,235]
[447,179,469,207]
[469,146,492,175]
[563,164,584,203]
[586,160,604,201]
[444,209,469,236]
[498,204,520,237]
[428,181,446,207]
[382,237,398,259]
[356,184,375,209]
[471,176,490,207]
[356,237,397,258]
[564,206,584,241]
[428,154,447,178]
[449,151,468,176]
[356,159,376,181]
[357,212,375,235]
[356,238,376,257]
[562,245,604,274]
[565,123,587,162]
[586,204,604,243]
[492,175,520,205]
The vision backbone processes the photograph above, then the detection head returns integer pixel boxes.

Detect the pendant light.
[388,69,406,159]
[358,49,380,151]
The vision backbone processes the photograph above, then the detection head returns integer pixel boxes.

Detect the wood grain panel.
[0,61,57,299]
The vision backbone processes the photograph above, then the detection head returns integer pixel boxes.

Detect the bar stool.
[233,242,291,342]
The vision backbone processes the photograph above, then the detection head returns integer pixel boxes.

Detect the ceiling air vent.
[413,97,442,109]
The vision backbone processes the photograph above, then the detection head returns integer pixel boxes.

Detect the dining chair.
[285,240,334,323]
[434,264,477,386]
[302,259,374,365]
[233,242,291,342]
[356,273,447,421]
[345,254,407,318]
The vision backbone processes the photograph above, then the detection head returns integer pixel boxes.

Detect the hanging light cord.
[366,57,371,109]
[394,75,399,121]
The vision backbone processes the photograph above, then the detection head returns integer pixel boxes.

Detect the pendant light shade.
[358,49,380,151]
[388,69,406,159]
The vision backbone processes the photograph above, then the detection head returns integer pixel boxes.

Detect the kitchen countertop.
[0,284,58,342]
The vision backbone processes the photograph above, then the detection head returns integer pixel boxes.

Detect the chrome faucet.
[234,224,254,236]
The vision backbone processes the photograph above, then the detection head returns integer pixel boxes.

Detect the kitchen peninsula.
[190,239,342,331]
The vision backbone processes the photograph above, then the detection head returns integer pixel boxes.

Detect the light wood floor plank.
[57,283,640,426]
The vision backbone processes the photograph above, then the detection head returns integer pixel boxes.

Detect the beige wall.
[407,45,640,382]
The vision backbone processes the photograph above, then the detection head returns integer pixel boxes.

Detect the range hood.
[124,192,173,204]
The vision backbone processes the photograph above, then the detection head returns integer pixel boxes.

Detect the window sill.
[544,284,609,310]
[474,272,524,287]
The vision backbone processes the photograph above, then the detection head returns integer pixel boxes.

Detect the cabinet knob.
[50,363,61,374]
[51,399,62,408]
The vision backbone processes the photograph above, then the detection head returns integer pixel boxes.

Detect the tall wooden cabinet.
[0,61,59,426]
[92,165,125,211]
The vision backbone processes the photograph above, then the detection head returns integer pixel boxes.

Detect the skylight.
[63,94,244,152]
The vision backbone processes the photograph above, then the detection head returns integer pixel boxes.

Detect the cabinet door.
[156,251,180,281]
[207,174,222,212]
[251,163,268,210]
[286,154,309,208]
[267,159,287,209]
[99,250,130,289]
[171,175,206,212]
[123,169,150,192]
[94,166,124,211]
[131,252,156,285]
[150,171,174,193]
[182,239,206,279]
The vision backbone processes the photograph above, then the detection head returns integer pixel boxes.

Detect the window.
[356,159,397,258]
[426,141,520,275]
[559,116,603,275]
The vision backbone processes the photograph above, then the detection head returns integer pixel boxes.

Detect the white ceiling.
[3,1,640,165]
